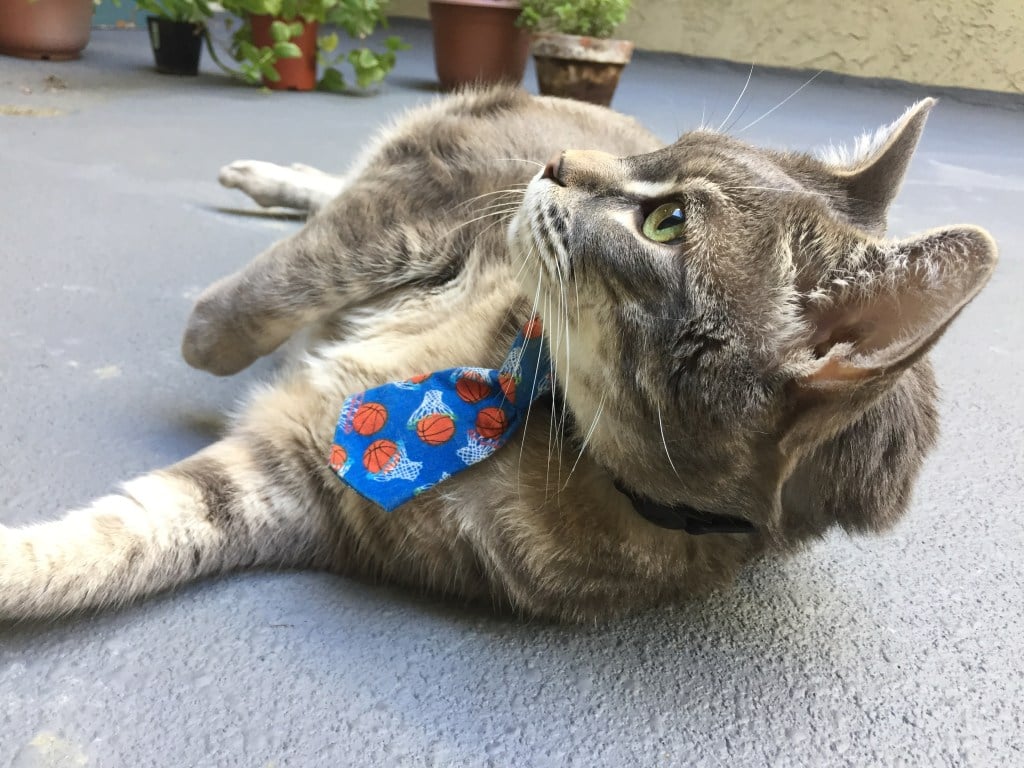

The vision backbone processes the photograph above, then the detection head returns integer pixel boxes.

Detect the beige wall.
[392,0,1024,94]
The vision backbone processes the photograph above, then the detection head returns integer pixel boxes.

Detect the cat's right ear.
[784,224,996,439]
[830,99,935,234]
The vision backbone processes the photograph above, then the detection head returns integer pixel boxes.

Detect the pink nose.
[542,152,564,185]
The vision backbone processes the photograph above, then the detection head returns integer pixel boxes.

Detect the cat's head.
[509,99,996,541]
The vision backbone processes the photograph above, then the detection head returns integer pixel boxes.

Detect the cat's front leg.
[181,227,331,375]
[218,160,347,214]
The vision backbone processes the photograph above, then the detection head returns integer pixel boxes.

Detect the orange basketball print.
[353,402,388,435]
[456,373,491,403]
[363,439,399,474]
[416,414,456,446]
[476,407,508,440]
[522,316,543,339]
[407,373,429,384]
[328,444,347,472]
[498,373,516,401]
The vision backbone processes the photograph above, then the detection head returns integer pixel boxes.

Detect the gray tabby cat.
[0,87,996,623]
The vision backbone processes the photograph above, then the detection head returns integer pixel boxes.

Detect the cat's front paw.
[218,160,304,209]
[181,294,260,376]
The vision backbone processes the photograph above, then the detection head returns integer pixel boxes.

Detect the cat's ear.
[830,98,935,233]
[797,224,996,391]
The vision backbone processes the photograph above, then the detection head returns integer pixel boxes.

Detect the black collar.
[612,480,757,535]
[540,390,757,536]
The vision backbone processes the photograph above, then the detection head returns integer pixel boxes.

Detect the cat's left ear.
[797,224,997,393]
[830,98,935,233]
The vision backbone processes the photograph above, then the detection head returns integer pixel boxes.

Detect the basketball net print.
[328,316,553,512]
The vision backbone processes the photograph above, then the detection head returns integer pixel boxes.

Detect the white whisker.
[737,70,823,133]
[717,63,754,133]
[444,206,521,238]
[494,157,545,169]
[657,405,680,479]
[563,393,607,490]
[455,186,528,211]
[516,263,546,499]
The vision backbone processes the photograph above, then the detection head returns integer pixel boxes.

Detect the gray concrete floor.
[1,20,1022,767]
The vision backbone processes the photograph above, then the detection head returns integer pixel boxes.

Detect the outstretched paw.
[218,160,346,212]
[218,160,297,209]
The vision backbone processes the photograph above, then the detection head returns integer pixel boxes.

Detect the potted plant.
[428,0,529,90]
[518,0,633,106]
[217,0,405,92]
[138,0,212,75]
[0,0,96,61]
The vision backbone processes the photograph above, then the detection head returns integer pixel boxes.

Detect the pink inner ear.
[803,355,873,385]
[807,293,929,383]
[801,226,997,388]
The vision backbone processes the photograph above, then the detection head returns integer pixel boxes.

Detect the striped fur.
[1,88,996,622]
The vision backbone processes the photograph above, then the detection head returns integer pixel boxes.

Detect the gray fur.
[0,87,996,623]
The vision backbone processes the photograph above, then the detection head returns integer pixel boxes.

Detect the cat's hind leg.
[0,435,335,620]
[218,160,346,213]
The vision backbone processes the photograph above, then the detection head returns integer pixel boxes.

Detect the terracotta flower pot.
[249,15,319,91]
[147,17,204,76]
[0,0,94,61]
[531,33,634,107]
[428,0,530,90]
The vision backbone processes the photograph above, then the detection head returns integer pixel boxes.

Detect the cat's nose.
[542,152,565,186]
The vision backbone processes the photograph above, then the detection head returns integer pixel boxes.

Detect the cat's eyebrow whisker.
[717,63,755,134]
[722,99,754,136]
[736,70,823,133]
[657,405,681,479]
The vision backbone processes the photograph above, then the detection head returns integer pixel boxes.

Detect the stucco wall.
[393,0,1024,94]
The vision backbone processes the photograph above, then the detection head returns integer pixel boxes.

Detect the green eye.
[642,203,686,243]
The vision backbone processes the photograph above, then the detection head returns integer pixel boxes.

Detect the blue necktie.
[329,316,552,512]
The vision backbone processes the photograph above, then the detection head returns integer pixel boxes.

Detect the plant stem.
[203,28,248,82]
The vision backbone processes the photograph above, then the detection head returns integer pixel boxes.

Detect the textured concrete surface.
[1,21,1022,767]
[392,0,1024,94]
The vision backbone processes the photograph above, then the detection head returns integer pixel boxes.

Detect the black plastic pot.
[147,17,204,76]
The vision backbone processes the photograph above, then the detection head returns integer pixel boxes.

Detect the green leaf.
[260,61,281,81]
[270,20,291,43]
[318,67,346,92]
[385,35,410,52]
[354,48,375,68]
[318,32,339,53]
[273,42,302,59]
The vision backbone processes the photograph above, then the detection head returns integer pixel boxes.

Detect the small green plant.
[134,0,212,23]
[517,0,631,39]
[217,0,407,91]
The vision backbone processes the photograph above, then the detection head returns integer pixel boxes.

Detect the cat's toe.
[217,160,287,208]
[218,160,257,188]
